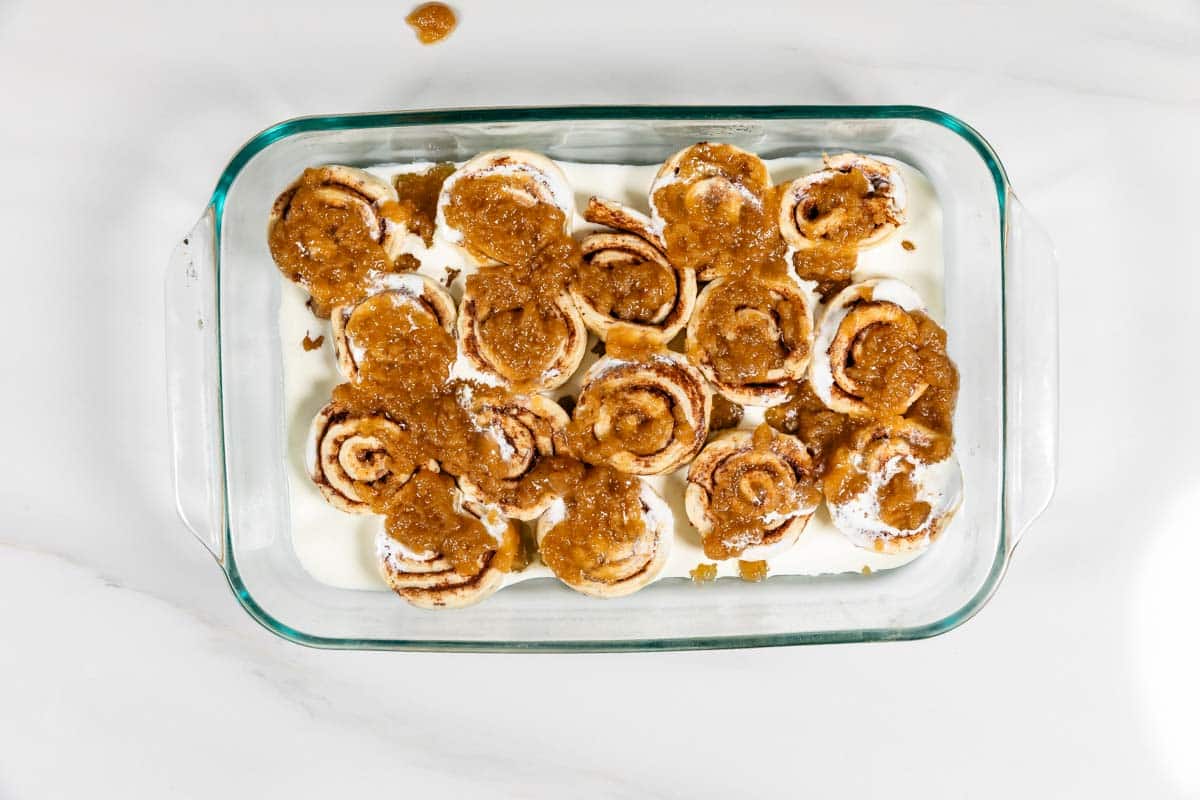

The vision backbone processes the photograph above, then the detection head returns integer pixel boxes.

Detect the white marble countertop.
[2,0,1198,796]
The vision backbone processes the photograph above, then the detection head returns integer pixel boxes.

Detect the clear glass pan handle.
[1004,194,1059,552]
[165,208,224,563]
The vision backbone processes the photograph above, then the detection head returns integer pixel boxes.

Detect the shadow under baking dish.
[168,105,1057,651]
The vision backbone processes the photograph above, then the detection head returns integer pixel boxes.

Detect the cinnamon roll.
[268,166,410,316]
[436,149,574,266]
[778,154,906,251]
[685,274,815,407]
[811,279,954,417]
[377,469,523,609]
[457,394,571,520]
[536,467,672,598]
[306,400,422,514]
[331,273,457,384]
[568,351,711,475]
[455,266,588,391]
[649,142,779,281]
[824,419,962,554]
[685,426,821,561]
[571,197,697,344]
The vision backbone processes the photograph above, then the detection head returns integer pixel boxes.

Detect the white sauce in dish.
[280,156,956,590]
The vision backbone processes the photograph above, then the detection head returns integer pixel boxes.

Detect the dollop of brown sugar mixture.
[653,144,785,280]
[574,250,677,324]
[442,172,568,266]
[268,168,407,317]
[392,163,455,246]
[688,275,810,383]
[463,237,580,388]
[406,2,457,44]
[539,465,650,586]
[701,425,820,560]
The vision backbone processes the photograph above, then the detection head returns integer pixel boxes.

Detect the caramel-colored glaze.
[574,252,676,324]
[345,292,456,393]
[603,324,664,361]
[701,425,820,560]
[565,351,701,467]
[765,380,854,474]
[792,245,857,299]
[653,144,784,280]
[268,168,402,318]
[690,563,718,582]
[794,169,893,246]
[443,172,568,266]
[393,163,455,246]
[737,560,769,582]
[538,465,649,586]
[822,420,953,531]
[301,332,324,351]
[901,239,916,251]
[876,468,931,531]
[406,2,457,44]
[709,395,744,431]
[382,470,501,575]
[844,309,957,417]
[464,238,579,387]
[688,275,809,383]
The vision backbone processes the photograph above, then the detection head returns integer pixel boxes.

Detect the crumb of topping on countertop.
[301,332,324,351]
[406,2,457,44]
[901,239,916,251]
[690,563,718,582]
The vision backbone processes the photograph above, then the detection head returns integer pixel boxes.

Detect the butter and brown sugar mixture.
[574,250,677,325]
[765,381,854,473]
[737,560,769,582]
[687,275,809,384]
[268,168,404,317]
[393,163,455,246]
[463,237,580,388]
[709,395,744,432]
[383,470,494,574]
[652,144,785,280]
[442,172,568,266]
[699,425,820,560]
[406,2,457,44]
[690,563,718,582]
[344,292,456,393]
[538,465,650,586]
[841,308,957,418]
[792,169,895,246]
[792,245,857,299]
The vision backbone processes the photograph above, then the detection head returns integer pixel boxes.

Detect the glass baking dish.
[165,105,1057,651]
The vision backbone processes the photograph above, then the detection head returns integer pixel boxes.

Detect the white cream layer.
[280,156,955,590]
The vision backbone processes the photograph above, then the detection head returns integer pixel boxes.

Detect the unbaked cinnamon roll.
[306,400,422,514]
[377,469,523,609]
[649,143,779,281]
[536,467,672,598]
[331,273,456,384]
[268,166,410,317]
[571,197,697,344]
[436,149,574,266]
[457,394,571,520]
[685,426,821,561]
[568,351,711,475]
[455,266,587,391]
[685,274,815,407]
[778,154,906,251]
[824,419,962,553]
[811,279,954,417]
